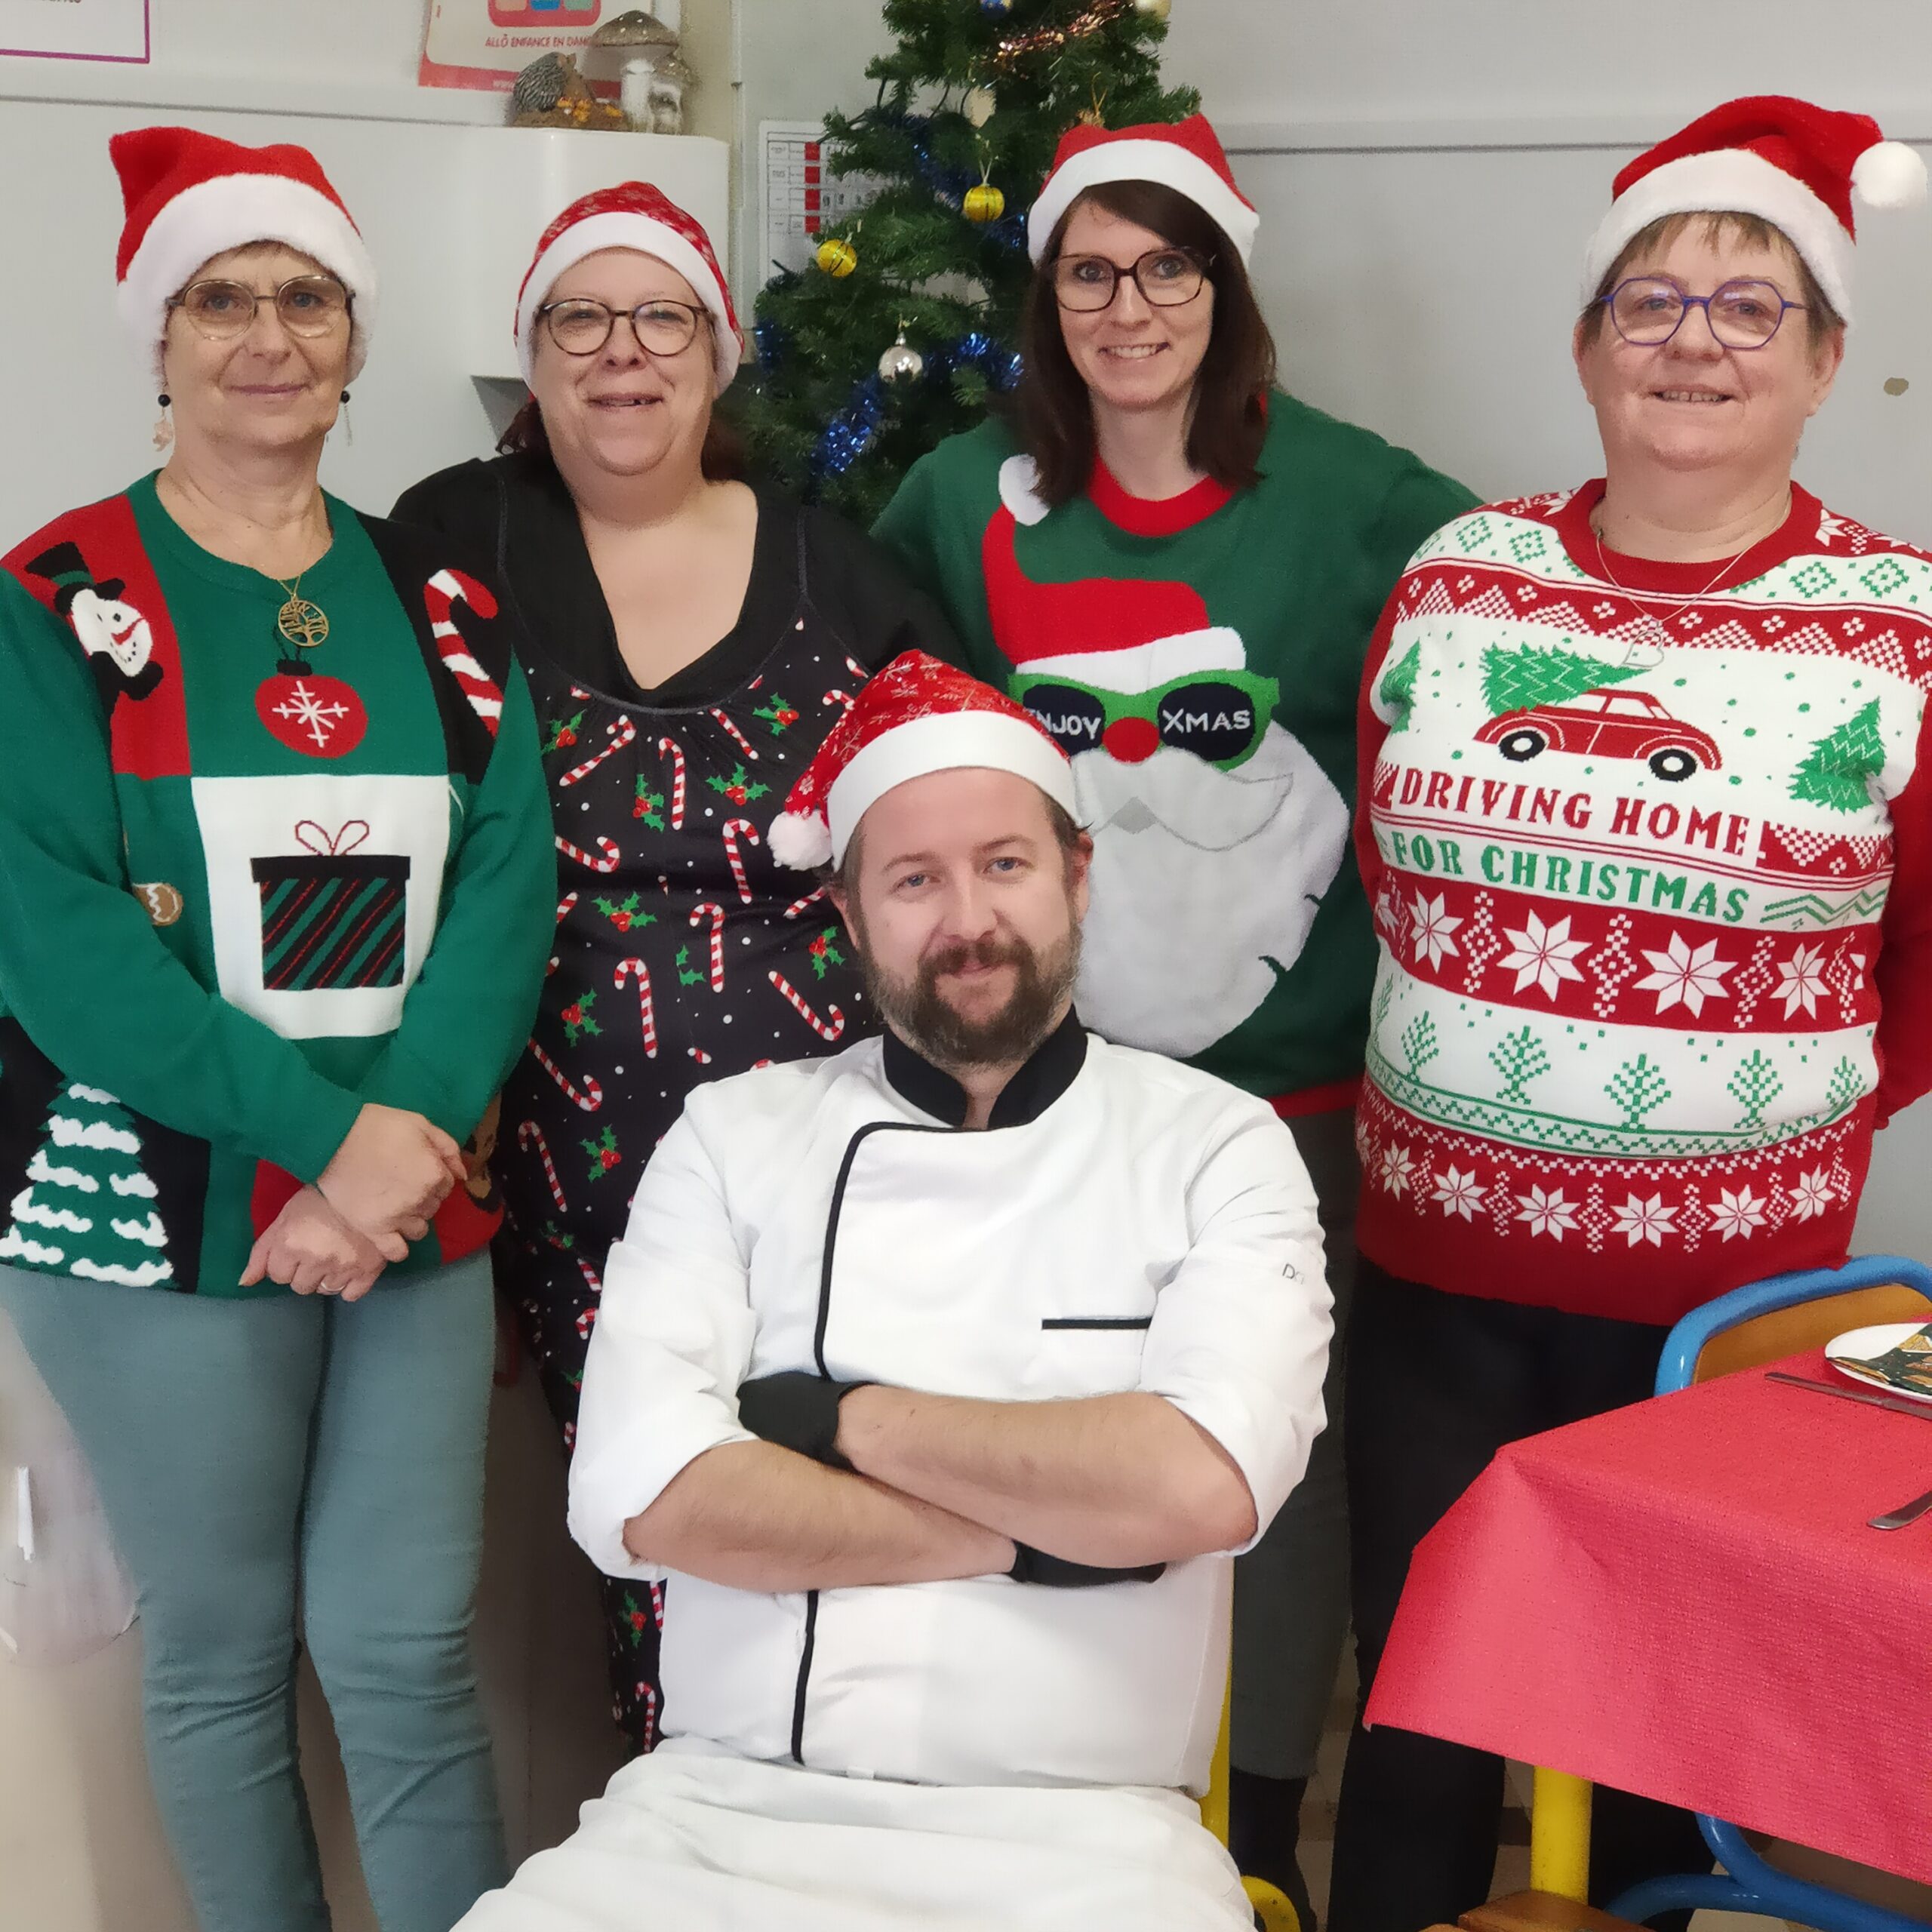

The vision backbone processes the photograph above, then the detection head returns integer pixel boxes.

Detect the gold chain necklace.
[273,571,330,651]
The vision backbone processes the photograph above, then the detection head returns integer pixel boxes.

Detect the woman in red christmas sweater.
[1332,97,1932,1932]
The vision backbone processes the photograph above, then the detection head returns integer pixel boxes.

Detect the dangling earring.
[152,393,173,452]
[337,389,353,447]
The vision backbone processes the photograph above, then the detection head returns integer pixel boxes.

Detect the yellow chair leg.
[1243,1875,1302,1931]
[1528,1767,1593,1903]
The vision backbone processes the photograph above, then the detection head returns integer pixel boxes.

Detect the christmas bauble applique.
[256,662,368,759]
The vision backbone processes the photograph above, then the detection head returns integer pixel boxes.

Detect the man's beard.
[858,921,1081,1069]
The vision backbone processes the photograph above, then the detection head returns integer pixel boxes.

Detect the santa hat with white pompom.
[768,652,1076,872]
[1581,95,1926,325]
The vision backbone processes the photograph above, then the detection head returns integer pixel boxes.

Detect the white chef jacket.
[568,1014,1331,1798]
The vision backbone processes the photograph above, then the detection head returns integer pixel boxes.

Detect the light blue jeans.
[0,1253,506,1932]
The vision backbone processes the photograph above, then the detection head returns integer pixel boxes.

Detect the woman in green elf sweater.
[0,131,552,1932]
[872,112,1474,1922]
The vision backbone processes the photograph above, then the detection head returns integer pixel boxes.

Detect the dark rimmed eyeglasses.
[1598,275,1808,349]
[1051,246,1214,313]
[538,297,709,358]
[168,275,352,340]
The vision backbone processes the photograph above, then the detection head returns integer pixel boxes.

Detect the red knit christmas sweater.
[1355,481,1932,1324]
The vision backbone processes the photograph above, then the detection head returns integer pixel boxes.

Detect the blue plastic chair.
[1600,1254,1932,1932]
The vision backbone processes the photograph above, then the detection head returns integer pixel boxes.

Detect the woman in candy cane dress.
[395,183,956,1749]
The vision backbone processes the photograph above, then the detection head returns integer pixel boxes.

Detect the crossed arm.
[622,1386,1258,1593]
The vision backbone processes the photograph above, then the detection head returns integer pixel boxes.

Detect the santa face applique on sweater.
[988,455,1349,1058]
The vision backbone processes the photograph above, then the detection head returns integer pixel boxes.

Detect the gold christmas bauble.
[962,85,996,128]
[1134,0,1172,18]
[815,235,859,278]
[963,182,1006,224]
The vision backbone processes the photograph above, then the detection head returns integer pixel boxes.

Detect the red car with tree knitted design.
[1475,687,1721,783]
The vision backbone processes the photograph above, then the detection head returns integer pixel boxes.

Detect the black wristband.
[1008,1543,1167,1588]
[735,1370,872,1471]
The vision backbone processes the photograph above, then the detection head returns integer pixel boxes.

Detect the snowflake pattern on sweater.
[1355,481,1932,1324]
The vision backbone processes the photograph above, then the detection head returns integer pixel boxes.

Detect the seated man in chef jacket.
[457,654,1333,1932]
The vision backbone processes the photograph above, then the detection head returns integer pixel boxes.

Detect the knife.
[1765,1369,1932,1423]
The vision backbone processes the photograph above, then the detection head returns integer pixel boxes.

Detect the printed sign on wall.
[0,0,148,63]
[420,0,607,93]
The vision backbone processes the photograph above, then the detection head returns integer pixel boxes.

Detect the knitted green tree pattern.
[1789,700,1885,814]
[1481,644,1645,717]
[1727,1049,1785,1129]
[1377,640,1422,730]
[0,1084,172,1287]
[1488,1025,1551,1104]
[1603,1052,1671,1129]
[1400,1012,1440,1075]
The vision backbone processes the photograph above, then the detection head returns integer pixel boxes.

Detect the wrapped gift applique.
[251,819,410,992]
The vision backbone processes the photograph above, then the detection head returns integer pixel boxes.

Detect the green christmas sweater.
[1357,481,1932,1325]
[873,395,1475,1107]
[0,475,555,1298]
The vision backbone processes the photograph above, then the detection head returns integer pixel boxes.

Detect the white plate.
[1826,1322,1932,1403]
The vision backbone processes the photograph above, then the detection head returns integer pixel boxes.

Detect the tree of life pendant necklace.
[274,571,330,651]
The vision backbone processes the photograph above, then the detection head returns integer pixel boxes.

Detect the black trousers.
[1327,1263,1711,1932]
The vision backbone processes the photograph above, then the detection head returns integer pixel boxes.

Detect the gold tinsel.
[992,0,1135,75]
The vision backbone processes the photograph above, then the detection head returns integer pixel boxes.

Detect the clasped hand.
[316,1102,469,1262]
[241,1184,389,1300]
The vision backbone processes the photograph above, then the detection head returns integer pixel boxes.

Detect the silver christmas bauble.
[878,332,925,384]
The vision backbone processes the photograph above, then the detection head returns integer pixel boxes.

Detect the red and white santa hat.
[514,181,741,391]
[110,126,377,383]
[1027,112,1259,266]
[1581,95,1927,324]
[769,652,1077,872]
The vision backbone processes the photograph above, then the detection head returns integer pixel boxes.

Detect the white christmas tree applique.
[0,1084,173,1287]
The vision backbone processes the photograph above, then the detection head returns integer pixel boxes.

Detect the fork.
[1868,1484,1932,1531]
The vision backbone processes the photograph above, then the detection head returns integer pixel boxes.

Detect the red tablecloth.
[1364,1350,1932,1884]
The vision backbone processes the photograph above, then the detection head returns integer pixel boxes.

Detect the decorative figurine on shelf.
[588,9,697,134]
[509,51,628,131]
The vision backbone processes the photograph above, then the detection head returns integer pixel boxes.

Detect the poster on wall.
[420,0,617,94]
[0,0,148,63]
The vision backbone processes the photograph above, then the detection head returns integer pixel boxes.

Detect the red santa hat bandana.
[514,181,741,391]
[1581,95,1926,324]
[111,126,377,383]
[769,651,1077,872]
[1027,112,1259,266]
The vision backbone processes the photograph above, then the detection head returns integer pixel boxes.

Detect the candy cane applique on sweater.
[423,569,503,735]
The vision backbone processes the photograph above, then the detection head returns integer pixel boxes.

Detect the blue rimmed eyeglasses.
[1598,276,1807,349]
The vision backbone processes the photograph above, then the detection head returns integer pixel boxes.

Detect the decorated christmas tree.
[0,1083,174,1287]
[730,0,1198,525]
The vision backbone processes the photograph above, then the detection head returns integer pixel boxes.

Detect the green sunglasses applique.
[1011,667,1281,770]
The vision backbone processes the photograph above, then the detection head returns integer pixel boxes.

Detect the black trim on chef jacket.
[790,1011,1091,1764]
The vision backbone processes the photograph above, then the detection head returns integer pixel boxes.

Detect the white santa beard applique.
[1072,724,1350,1058]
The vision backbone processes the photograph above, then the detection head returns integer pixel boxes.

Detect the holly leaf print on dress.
[706,764,771,806]
[808,927,845,980]
[634,780,665,828]
[1481,644,1645,716]
[1789,700,1884,814]
[561,988,602,1044]
[753,694,800,737]
[583,1127,620,1182]
[674,943,703,989]
[544,709,586,755]
[1498,912,1589,998]
[594,894,656,935]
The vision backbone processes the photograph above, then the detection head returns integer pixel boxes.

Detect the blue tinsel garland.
[808,331,1022,481]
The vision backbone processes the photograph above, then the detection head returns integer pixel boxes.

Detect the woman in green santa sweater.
[0,131,552,1931]
[872,112,1475,1920]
